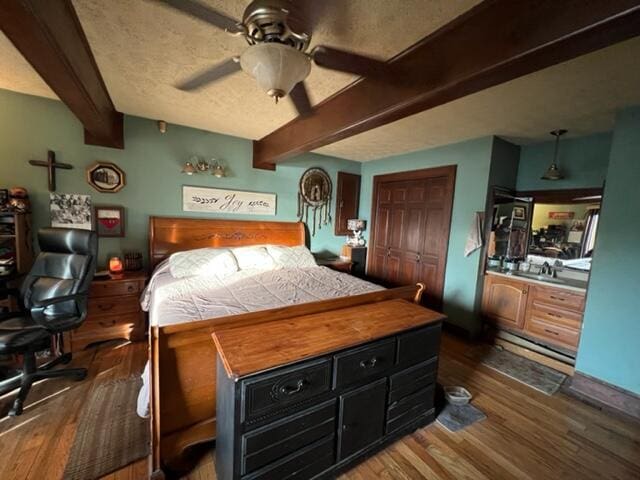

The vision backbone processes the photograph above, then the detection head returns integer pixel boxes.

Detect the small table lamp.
[109,256,124,276]
[347,219,367,247]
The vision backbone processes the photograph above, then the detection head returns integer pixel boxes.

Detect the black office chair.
[0,228,97,416]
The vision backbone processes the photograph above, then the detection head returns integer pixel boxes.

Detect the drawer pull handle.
[98,303,114,311]
[127,285,135,293]
[359,358,378,369]
[280,379,306,396]
[549,295,565,301]
[99,320,116,327]
[547,313,561,318]
[544,328,560,336]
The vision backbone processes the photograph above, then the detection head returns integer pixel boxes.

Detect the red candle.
[109,256,124,274]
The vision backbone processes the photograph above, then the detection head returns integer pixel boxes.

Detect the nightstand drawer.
[89,279,142,297]
[72,312,142,346]
[88,295,140,316]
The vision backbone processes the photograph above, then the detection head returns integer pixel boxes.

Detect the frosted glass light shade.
[240,43,311,98]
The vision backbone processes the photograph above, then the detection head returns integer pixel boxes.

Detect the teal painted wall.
[0,89,360,267]
[516,132,611,191]
[359,137,495,335]
[489,137,520,190]
[576,107,640,394]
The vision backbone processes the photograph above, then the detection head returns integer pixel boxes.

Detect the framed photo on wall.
[513,206,526,220]
[94,205,125,237]
[50,193,92,230]
[86,162,126,193]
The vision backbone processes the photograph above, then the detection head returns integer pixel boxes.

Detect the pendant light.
[541,129,567,180]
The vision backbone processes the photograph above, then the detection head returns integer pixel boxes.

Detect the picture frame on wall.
[513,206,526,220]
[86,161,126,193]
[94,205,125,237]
[50,193,92,230]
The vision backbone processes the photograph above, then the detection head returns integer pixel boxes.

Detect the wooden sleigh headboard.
[148,216,307,269]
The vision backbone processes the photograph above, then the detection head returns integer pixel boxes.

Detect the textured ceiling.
[0,32,56,99]
[0,1,639,162]
[316,36,640,161]
[70,0,481,141]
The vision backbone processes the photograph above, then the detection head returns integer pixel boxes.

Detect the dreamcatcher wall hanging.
[297,167,332,236]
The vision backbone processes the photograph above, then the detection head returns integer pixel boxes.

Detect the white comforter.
[136,264,383,416]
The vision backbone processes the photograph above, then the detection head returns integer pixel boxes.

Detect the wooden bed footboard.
[150,283,426,475]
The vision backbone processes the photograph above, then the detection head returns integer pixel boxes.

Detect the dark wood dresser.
[70,271,147,352]
[213,299,443,480]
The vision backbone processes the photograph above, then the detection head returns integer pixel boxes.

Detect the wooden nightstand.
[315,256,353,273]
[69,271,148,352]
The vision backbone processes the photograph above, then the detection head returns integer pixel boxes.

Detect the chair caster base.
[9,399,23,417]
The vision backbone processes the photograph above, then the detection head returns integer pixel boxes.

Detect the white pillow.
[266,245,317,268]
[231,246,275,270]
[169,248,238,279]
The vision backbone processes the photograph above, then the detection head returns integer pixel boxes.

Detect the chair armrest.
[30,294,89,330]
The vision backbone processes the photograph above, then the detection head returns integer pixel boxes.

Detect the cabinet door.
[482,276,528,330]
[334,172,361,235]
[337,379,386,461]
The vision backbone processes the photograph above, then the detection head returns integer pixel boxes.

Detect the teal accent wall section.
[0,88,360,267]
[576,107,640,395]
[359,137,495,335]
[516,132,611,191]
[489,137,520,190]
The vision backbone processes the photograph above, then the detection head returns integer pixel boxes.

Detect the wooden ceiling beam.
[253,0,640,169]
[0,0,123,148]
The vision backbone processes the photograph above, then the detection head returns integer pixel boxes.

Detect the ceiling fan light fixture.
[240,43,311,100]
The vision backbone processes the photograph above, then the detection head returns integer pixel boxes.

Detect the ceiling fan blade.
[156,0,242,33]
[176,58,241,91]
[289,81,312,117]
[311,45,389,79]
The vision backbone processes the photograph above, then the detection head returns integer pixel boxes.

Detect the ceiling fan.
[157,0,392,116]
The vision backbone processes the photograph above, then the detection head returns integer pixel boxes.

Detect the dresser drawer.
[529,301,582,330]
[525,315,580,349]
[242,400,336,475]
[396,324,441,366]
[389,357,437,404]
[243,434,334,480]
[333,339,395,389]
[89,280,142,297]
[241,358,332,423]
[88,295,140,316]
[530,285,585,312]
[386,384,435,434]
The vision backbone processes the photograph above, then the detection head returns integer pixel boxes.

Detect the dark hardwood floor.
[0,335,638,479]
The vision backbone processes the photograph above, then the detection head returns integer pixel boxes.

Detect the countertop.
[486,269,587,292]
[212,299,445,380]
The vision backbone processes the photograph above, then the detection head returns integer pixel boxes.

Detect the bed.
[145,217,426,476]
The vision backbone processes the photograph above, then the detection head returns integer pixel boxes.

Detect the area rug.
[63,376,149,480]
[437,403,486,432]
[468,346,567,395]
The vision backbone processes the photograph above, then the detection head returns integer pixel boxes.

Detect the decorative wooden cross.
[28,150,73,192]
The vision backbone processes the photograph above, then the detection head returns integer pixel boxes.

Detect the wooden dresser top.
[212,299,445,380]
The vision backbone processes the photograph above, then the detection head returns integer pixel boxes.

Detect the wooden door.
[481,275,529,330]
[337,379,386,461]
[368,166,456,307]
[334,172,361,235]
